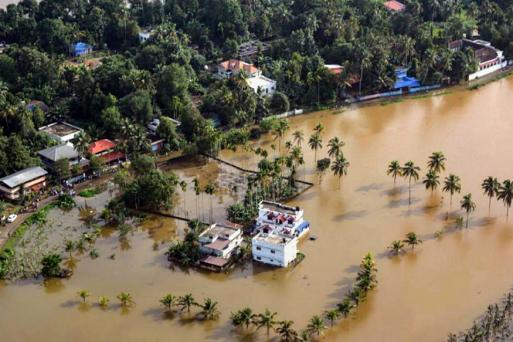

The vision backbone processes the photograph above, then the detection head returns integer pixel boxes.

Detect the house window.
[256,246,261,251]
[257,256,261,260]
[270,249,275,254]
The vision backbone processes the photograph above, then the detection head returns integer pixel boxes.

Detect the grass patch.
[1,202,56,252]
[79,184,106,198]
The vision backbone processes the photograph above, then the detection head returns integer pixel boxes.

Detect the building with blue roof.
[72,42,93,57]
[393,68,421,91]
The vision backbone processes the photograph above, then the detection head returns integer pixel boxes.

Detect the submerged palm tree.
[160,294,177,312]
[200,298,220,320]
[482,177,500,215]
[336,299,353,318]
[498,180,513,217]
[443,174,462,211]
[388,240,405,255]
[404,232,422,249]
[308,133,322,163]
[256,309,278,335]
[272,119,290,153]
[117,292,134,307]
[387,160,401,185]
[204,182,216,223]
[78,289,90,303]
[327,137,345,158]
[325,309,340,327]
[331,154,350,188]
[423,170,440,193]
[98,296,110,308]
[179,293,196,313]
[276,320,298,341]
[230,307,256,330]
[313,122,325,136]
[293,130,304,147]
[427,152,446,174]
[307,315,326,337]
[402,161,421,204]
[460,193,476,228]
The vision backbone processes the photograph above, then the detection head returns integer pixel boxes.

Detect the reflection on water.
[3,79,513,341]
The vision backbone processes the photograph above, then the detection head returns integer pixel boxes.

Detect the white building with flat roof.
[199,224,243,259]
[252,231,297,267]
[39,122,83,144]
[246,75,277,96]
[252,201,310,268]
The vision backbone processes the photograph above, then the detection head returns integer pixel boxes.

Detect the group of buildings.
[217,59,277,96]
[198,200,310,271]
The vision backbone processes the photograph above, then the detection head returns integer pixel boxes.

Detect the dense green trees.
[123,169,178,211]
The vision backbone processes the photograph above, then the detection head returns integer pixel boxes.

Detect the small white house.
[39,122,83,145]
[199,224,243,259]
[252,232,298,267]
[246,75,277,96]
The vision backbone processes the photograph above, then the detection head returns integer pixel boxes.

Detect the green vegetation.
[78,185,105,198]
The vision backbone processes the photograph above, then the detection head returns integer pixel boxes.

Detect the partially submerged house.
[449,39,507,81]
[252,201,310,268]
[393,68,421,92]
[0,167,48,200]
[39,122,83,145]
[199,223,243,271]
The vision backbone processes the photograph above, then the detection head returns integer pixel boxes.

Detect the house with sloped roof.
[0,167,48,200]
[384,0,405,12]
[38,143,87,171]
[88,139,125,164]
[72,42,93,57]
[217,59,261,78]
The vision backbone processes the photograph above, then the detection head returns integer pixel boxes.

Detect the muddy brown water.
[3,79,513,341]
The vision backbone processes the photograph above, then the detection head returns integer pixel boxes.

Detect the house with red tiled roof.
[384,0,405,12]
[217,59,260,78]
[88,139,125,164]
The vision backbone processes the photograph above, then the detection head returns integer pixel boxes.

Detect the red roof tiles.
[384,0,405,12]
[89,139,117,155]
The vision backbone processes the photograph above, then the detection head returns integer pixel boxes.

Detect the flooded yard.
[2,77,513,341]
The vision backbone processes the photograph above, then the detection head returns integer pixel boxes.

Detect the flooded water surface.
[2,78,513,341]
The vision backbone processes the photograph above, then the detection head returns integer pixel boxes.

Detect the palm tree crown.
[292,130,304,146]
[443,174,462,208]
[482,176,500,215]
[402,161,420,204]
[460,193,476,228]
[498,180,513,217]
[308,133,322,162]
[427,152,446,174]
[423,170,440,193]
[387,160,401,184]
[327,137,345,158]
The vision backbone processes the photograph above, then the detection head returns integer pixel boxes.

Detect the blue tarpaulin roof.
[72,42,92,56]
[297,221,310,233]
[393,68,421,90]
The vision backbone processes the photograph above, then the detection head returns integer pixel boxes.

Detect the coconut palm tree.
[272,119,290,153]
[403,232,422,249]
[402,161,421,204]
[256,309,278,335]
[316,158,331,185]
[331,154,350,188]
[336,299,353,318]
[423,170,440,193]
[498,180,513,217]
[327,137,345,158]
[117,292,134,307]
[325,309,340,327]
[230,307,256,330]
[482,177,500,215]
[460,193,476,228]
[178,293,196,313]
[160,294,177,312]
[200,298,220,320]
[64,240,75,258]
[75,131,91,157]
[388,240,405,255]
[276,320,298,341]
[98,296,110,308]
[443,174,462,210]
[179,180,188,217]
[427,152,446,174]
[308,133,322,163]
[78,290,90,303]
[387,160,401,185]
[192,178,200,218]
[204,182,216,223]
[313,122,324,136]
[307,315,326,337]
[293,130,304,147]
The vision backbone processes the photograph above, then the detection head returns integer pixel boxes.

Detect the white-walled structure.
[217,59,277,96]
[199,224,243,259]
[246,75,277,96]
[449,39,507,81]
[252,232,297,267]
[252,201,310,268]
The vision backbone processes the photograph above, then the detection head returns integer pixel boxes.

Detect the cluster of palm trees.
[388,232,423,255]
[448,292,513,341]
[77,290,134,308]
[387,152,513,229]
[185,178,217,223]
[228,253,377,340]
[160,293,220,320]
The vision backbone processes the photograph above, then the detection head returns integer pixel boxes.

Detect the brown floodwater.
[3,78,513,342]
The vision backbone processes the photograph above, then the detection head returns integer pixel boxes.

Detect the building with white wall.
[199,224,243,259]
[217,59,277,96]
[252,201,310,268]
